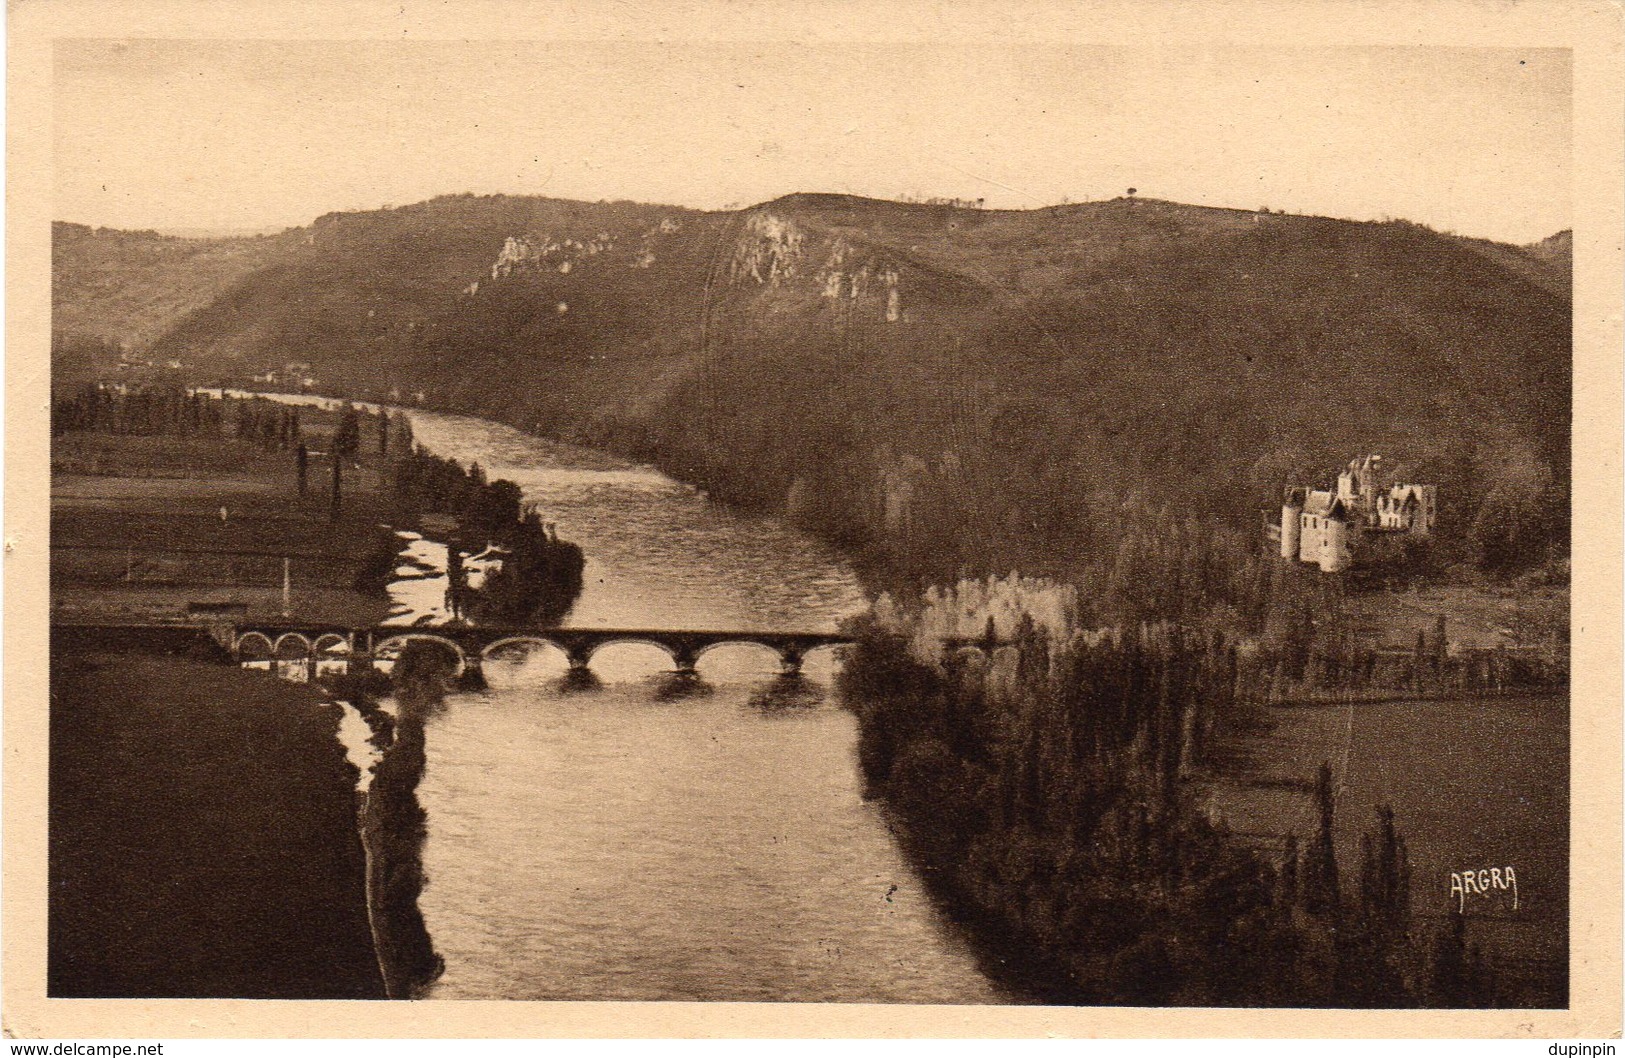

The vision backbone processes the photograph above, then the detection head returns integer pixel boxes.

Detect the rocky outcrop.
[489,235,549,279]
[729,212,804,286]
[728,224,909,321]
[486,232,616,282]
[814,239,906,322]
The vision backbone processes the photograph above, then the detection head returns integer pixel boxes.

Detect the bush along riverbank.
[366,441,586,625]
[838,576,1502,1007]
[328,645,455,998]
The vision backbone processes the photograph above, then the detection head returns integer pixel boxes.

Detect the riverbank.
[51,392,1567,1005]
[839,581,1565,1007]
[308,407,998,1002]
[48,396,404,996]
[47,392,592,998]
[52,390,587,627]
[346,650,451,998]
[49,643,385,997]
[383,445,586,626]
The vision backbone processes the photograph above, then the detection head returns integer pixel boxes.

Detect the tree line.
[52,382,230,438]
[387,448,586,625]
[838,577,1512,1007]
[53,382,585,626]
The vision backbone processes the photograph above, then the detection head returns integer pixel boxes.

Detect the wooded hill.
[53,193,1572,610]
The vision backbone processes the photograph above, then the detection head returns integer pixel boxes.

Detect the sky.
[53,40,1571,244]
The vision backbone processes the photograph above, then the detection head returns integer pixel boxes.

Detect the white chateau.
[1272,455,1437,573]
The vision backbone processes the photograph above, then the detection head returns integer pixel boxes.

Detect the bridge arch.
[581,636,684,668]
[233,631,275,659]
[480,635,568,661]
[313,633,352,656]
[691,639,778,662]
[374,633,467,679]
[689,638,794,674]
[475,636,573,687]
[792,640,848,674]
[273,632,314,658]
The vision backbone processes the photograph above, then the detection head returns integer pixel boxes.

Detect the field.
[47,402,407,997]
[1205,691,1568,1006]
[49,646,385,997]
[51,413,398,625]
[1341,580,1569,654]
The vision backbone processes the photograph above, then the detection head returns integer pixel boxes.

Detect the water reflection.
[748,674,825,712]
[232,397,999,1004]
[415,671,1001,1003]
[651,672,712,701]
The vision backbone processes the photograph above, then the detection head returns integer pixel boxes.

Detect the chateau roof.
[1303,490,1346,520]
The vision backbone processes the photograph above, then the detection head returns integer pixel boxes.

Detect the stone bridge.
[225,622,857,682]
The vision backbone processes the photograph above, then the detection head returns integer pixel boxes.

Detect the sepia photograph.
[6,0,1622,1043]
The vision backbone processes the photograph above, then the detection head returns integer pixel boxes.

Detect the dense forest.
[55,193,1571,612]
[838,577,1525,1006]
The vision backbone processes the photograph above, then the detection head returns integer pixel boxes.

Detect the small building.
[1378,483,1438,533]
[419,513,460,537]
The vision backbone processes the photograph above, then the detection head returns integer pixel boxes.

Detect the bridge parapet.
[225,623,855,679]
[57,619,1015,685]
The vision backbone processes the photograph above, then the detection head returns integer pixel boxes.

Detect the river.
[212,393,1567,1005]
[365,409,1002,1003]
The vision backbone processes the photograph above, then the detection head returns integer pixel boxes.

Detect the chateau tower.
[1280,486,1304,560]
[1318,505,1351,573]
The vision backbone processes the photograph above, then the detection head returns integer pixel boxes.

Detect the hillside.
[51,222,304,389]
[55,193,1573,609]
[1523,229,1574,291]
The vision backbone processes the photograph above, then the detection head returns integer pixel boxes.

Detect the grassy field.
[1205,691,1568,1006]
[47,408,408,996]
[51,414,398,625]
[49,646,386,998]
[1341,580,1569,654]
